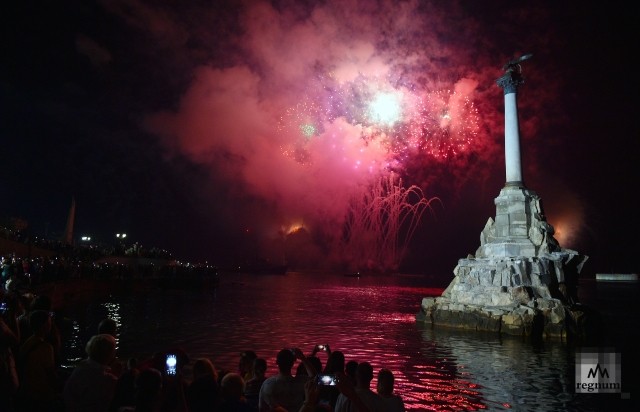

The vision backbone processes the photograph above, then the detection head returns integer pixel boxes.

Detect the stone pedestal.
[416,185,592,340]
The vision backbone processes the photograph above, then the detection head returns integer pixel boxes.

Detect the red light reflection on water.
[88,274,517,411]
[305,282,499,410]
[399,373,487,410]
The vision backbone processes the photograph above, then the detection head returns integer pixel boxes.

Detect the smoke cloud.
[100,0,579,269]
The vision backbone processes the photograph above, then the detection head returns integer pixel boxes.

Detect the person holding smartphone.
[318,348,345,409]
[158,349,189,412]
[300,370,372,412]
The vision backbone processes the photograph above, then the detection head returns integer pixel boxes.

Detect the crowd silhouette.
[1,284,406,411]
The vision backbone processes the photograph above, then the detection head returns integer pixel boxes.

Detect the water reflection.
[58,272,635,411]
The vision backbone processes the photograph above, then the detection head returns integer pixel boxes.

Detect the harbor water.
[56,272,638,411]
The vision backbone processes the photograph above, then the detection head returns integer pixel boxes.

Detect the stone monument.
[417,55,594,340]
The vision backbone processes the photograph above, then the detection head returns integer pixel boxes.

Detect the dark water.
[57,272,638,411]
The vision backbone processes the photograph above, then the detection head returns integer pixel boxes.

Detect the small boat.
[595,273,638,282]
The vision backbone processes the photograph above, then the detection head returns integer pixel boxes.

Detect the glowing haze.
[100,0,580,268]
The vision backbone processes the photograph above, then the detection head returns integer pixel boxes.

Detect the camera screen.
[165,354,177,375]
[316,374,337,386]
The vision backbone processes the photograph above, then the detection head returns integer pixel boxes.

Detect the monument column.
[496,54,531,188]
[476,54,538,258]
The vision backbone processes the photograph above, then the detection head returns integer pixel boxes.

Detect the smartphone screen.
[316,374,337,386]
[165,354,177,375]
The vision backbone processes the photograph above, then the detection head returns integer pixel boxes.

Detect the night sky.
[2,1,637,277]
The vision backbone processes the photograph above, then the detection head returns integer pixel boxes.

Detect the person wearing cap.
[258,348,316,412]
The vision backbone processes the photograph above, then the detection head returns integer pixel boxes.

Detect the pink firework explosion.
[279,77,480,170]
[402,89,480,160]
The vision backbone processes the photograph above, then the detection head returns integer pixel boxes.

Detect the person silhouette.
[244,357,267,409]
[318,349,344,409]
[239,350,257,382]
[335,361,384,412]
[186,357,220,412]
[258,348,311,412]
[376,368,405,411]
[63,334,119,412]
[219,372,252,412]
[17,310,63,411]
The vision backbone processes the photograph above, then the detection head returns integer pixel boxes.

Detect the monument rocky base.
[417,295,600,341]
[416,185,599,341]
[416,254,600,341]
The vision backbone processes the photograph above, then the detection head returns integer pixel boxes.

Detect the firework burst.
[277,100,326,164]
[279,76,479,169]
[407,89,480,159]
